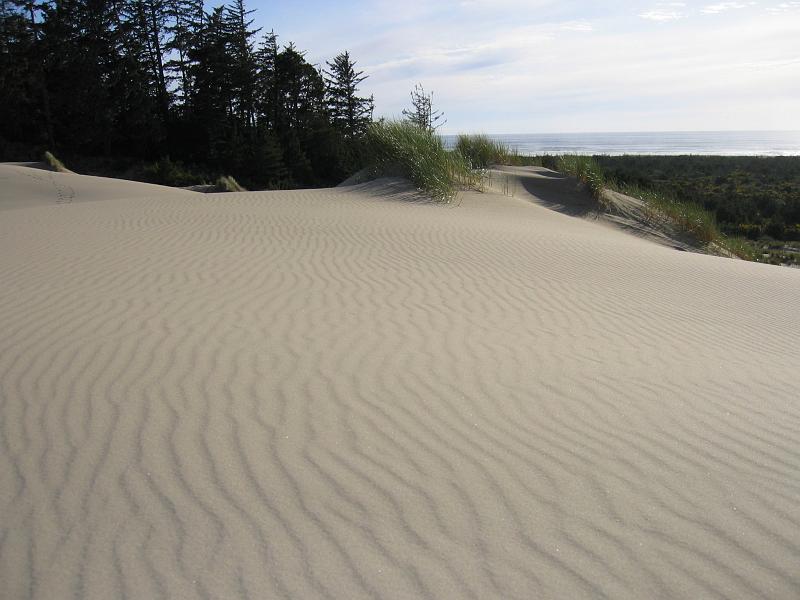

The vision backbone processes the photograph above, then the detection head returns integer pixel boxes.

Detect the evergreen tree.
[186,5,234,163]
[224,0,259,129]
[164,0,203,109]
[126,0,170,120]
[274,43,325,132]
[37,0,143,154]
[272,43,331,183]
[0,0,374,187]
[254,29,278,129]
[0,3,40,146]
[403,83,445,132]
[323,51,373,139]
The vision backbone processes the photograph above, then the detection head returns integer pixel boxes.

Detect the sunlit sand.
[2,163,799,599]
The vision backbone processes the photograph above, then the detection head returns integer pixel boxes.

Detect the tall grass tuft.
[215,175,246,192]
[455,134,511,169]
[615,182,719,244]
[43,150,68,173]
[718,235,758,261]
[555,157,745,252]
[366,120,479,201]
[557,155,606,204]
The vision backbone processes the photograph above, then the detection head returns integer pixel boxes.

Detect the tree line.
[0,0,375,188]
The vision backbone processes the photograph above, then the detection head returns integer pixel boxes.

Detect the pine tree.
[0,3,39,146]
[186,5,234,163]
[271,43,331,183]
[323,51,373,139]
[224,0,259,129]
[254,29,278,129]
[403,83,445,132]
[164,0,202,109]
[274,43,324,132]
[37,0,138,154]
[0,0,374,186]
[125,0,170,120]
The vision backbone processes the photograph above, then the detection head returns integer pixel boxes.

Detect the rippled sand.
[1,164,799,599]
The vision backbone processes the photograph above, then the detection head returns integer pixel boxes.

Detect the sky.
[245,0,800,134]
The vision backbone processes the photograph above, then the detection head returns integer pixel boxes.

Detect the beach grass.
[366,120,480,201]
[454,134,512,169]
[531,154,757,257]
[556,155,607,206]
[215,175,247,192]
[611,179,761,260]
[43,151,68,173]
[717,235,758,261]
[613,181,719,244]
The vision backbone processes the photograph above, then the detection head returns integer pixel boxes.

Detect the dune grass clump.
[455,134,512,169]
[616,182,719,244]
[557,154,606,204]
[718,235,758,261]
[555,157,743,252]
[366,120,479,201]
[43,151,68,173]
[215,175,246,192]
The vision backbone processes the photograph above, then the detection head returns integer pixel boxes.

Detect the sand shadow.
[488,166,600,217]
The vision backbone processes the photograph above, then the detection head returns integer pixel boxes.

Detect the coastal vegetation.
[215,175,246,192]
[498,153,755,259]
[554,155,607,206]
[366,121,478,201]
[43,150,68,173]
[2,3,795,262]
[613,181,720,244]
[402,84,447,133]
[595,155,800,265]
[594,155,800,242]
[454,134,511,169]
[0,0,374,189]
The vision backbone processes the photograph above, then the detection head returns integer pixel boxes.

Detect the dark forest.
[0,0,374,188]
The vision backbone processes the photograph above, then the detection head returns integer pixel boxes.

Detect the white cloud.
[639,9,686,21]
[701,2,753,14]
[766,1,800,13]
[257,1,800,132]
[560,20,594,32]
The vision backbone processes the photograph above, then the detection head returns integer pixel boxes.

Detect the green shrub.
[366,120,479,201]
[454,134,511,168]
[141,157,207,187]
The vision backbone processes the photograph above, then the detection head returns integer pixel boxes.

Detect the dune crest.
[1,167,799,599]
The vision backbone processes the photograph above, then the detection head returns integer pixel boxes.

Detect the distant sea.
[442,131,800,156]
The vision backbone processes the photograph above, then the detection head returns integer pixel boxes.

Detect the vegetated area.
[493,153,796,266]
[594,156,800,266]
[3,0,796,266]
[0,0,375,190]
[367,122,479,201]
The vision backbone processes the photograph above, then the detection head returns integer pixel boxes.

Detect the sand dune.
[1,165,799,599]
[0,163,198,210]
[484,165,708,253]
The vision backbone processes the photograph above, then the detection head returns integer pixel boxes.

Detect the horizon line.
[439,129,800,136]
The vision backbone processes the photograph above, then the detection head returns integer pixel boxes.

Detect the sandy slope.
[0,163,198,210]
[1,166,799,599]
[484,165,706,253]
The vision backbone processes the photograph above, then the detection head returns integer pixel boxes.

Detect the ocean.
[441,131,800,156]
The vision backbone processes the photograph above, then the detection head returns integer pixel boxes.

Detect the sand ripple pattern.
[1,181,799,599]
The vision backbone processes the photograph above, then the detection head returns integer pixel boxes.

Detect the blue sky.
[244,1,800,133]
